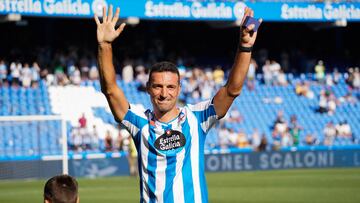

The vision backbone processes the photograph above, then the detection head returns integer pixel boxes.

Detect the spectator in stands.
[325,73,334,87]
[342,121,353,141]
[339,91,357,104]
[40,68,55,86]
[117,126,130,151]
[127,135,138,177]
[212,65,225,87]
[200,75,215,100]
[250,128,261,150]
[236,130,249,148]
[0,59,7,86]
[272,128,282,150]
[104,130,113,152]
[78,113,88,145]
[332,68,341,85]
[10,62,21,87]
[304,133,317,146]
[295,81,314,99]
[31,62,41,87]
[80,64,89,81]
[353,67,360,89]
[122,63,134,83]
[295,81,305,96]
[218,127,230,149]
[346,67,355,87]
[273,110,288,135]
[323,122,336,146]
[185,75,200,101]
[258,134,268,151]
[21,63,32,88]
[276,69,288,86]
[70,127,82,152]
[82,131,92,150]
[246,58,257,90]
[318,90,328,114]
[70,67,81,85]
[315,60,325,84]
[78,113,87,129]
[67,64,76,79]
[90,125,99,150]
[262,59,272,85]
[135,65,148,92]
[289,115,302,146]
[54,64,69,86]
[227,106,243,123]
[327,93,337,115]
[281,129,292,147]
[89,65,99,81]
[227,128,239,147]
[44,174,79,203]
[336,121,352,138]
[269,60,281,85]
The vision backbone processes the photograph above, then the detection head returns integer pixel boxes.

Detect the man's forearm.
[225,49,251,97]
[98,42,117,95]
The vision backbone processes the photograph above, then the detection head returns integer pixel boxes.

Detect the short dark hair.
[147,61,180,86]
[44,175,78,203]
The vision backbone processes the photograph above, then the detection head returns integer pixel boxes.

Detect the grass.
[0,168,359,203]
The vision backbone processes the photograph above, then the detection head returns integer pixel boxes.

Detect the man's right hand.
[94,5,126,45]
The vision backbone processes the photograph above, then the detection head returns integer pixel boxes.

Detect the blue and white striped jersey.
[121,99,219,203]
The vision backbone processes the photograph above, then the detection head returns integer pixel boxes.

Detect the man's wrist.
[238,45,253,53]
[98,42,112,49]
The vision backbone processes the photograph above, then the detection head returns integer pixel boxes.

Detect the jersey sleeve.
[187,99,219,134]
[120,104,148,140]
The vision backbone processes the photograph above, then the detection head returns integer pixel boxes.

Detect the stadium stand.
[0,5,359,159]
[0,67,359,159]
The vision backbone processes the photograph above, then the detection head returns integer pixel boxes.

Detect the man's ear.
[76,196,80,203]
[44,199,51,203]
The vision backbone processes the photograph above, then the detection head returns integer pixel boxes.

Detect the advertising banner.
[205,149,360,172]
[0,0,360,22]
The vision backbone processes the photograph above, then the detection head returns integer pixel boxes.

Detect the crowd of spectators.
[0,60,41,88]
[1,48,359,152]
[69,113,136,153]
[0,59,101,88]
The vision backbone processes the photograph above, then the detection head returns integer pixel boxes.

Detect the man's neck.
[154,108,180,123]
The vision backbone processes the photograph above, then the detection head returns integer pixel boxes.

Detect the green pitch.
[1,168,359,203]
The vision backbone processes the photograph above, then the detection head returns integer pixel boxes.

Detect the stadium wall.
[205,147,360,172]
[0,156,130,180]
[1,148,360,180]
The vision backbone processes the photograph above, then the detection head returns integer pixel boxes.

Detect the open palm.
[94,5,126,44]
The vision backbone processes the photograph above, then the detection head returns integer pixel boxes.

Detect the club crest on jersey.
[155,130,186,151]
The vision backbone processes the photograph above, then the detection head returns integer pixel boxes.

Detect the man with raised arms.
[95,5,261,203]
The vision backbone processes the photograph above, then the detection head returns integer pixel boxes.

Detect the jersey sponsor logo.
[155,130,186,151]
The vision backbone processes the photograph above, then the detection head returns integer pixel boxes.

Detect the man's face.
[148,71,180,114]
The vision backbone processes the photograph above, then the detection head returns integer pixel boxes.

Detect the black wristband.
[238,45,253,52]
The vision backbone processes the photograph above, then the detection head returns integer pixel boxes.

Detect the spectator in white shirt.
[21,63,32,88]
[122,64,134,83]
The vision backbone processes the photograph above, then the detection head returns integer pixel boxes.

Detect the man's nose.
[160,87,168,97]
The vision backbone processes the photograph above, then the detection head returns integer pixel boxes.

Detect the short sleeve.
[121,104,148,139]
[186,99,219,134]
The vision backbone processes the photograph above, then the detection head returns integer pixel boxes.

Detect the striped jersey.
[121,99,219,203]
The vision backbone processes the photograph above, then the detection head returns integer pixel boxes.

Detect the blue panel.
[0,1,360,22]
